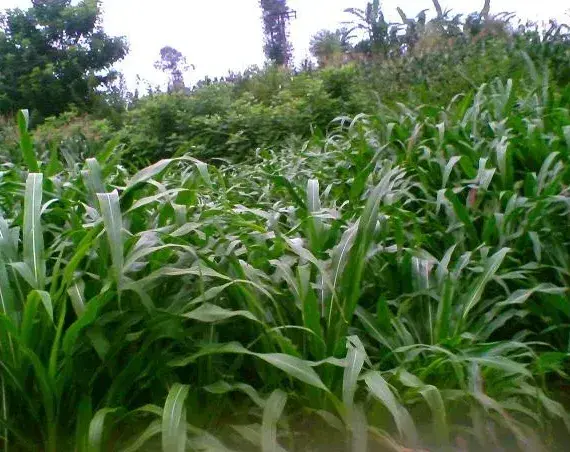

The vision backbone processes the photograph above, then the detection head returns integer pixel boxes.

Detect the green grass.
[1,59,570,451]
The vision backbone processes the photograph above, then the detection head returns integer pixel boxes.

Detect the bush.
[118,30,570,165]
[0,115,19,161]
[26,110,114,168]
[120,74,340,163]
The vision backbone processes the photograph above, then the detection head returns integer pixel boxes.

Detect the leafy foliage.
[1,48,570,450]
[259,0,293,66]
[0,0,128,122]
[154,46,192,93]
[1,2,570,451]
[310,28,353,66]
[119,26,569,164]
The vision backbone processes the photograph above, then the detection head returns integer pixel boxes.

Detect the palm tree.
[429,0,463,37]
[397,7,428,52]
[310,28,353,66]
[481,0,491,20]
[344,0,391,57]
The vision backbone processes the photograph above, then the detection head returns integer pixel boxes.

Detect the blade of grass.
[169,342,329,391]
[162,383,189,452]
[461,248,510,322]
[23,173,45,289]
[119,420,161,452]
[97,191,124,289]
[17,110,39,173]
[343,336,366,409]
[364,371,417,444]
[261,389,287,452]
[88,408,120,452]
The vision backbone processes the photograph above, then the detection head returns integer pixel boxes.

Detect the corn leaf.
[162,383,189,452]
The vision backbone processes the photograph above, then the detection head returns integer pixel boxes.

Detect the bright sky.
[2,0,569,90]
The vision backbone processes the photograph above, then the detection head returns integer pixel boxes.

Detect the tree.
[464,0,496,36]
[154,46,192,93]
[310,28,352,66]
[0,0,127,122]
[428,0,463,38]
[259,0,293,66]
[344,0,391,57]
[397,7,428,52]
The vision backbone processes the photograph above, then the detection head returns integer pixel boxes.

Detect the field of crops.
[1,59,570,451]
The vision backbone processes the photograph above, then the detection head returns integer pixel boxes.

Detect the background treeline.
[1,0,569,167]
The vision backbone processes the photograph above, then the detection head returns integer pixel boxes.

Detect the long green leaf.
[461,248,510,321]
[306,179,323,251]
[364,371,417,444]
[0,260,17,324]
[21,290,53,348]
[343,336,366,409]
[350,404,368,452]
[17,110,39,172]
[125,159,173,191]
[83,158,105,202]
[183,303,260,323]
[97,191,124,287]
[445,188,478,242]
[0,216,17,260]
[75,396,93,452]
[23,173,45,289]
[261,389,287,452]
[120,420,161,452]
[88,408,120,452]
[162,383,189,452]
[204,381,266,409]
[169,342,329,390]
[259,352,328,391]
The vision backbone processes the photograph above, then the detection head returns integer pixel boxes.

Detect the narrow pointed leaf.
[120,420,161,452]
[184,303,260,323]
[343,336,366,408]
[364,371,417,443]
[162,383,189,452]
[97,191,124,286]
[126,159,173,190]
[261,390,287,452]
[88,408,120,452]
[462,248,509,320]
[18,109,39,172]
[23,173,45,289]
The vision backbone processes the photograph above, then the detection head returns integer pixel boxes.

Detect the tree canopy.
[310,28,352,66]
[154,46,192,93]
[0,0,127,121]
[260,0,293,66]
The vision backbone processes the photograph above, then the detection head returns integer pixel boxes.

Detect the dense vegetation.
[0,0,127,123]
[1,1,570,451]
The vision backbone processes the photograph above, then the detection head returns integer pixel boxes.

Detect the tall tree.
[397,7,428,52]
[0,0,128,121]
[344,0,391,57]
[310,28,352,66]
[154,46,191,93]
[429,0,463,37]
[259,0,293,66]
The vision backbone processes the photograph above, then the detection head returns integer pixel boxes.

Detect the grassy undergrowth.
[1,60,570,451]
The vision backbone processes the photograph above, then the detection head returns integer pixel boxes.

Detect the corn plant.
[1,65,570,452]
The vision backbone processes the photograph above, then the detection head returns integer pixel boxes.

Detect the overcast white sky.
[2,0,569,89]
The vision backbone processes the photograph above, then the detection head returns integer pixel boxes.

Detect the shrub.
[119,30,570,165]
[0,115,19,161]
[120,74,339,163]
